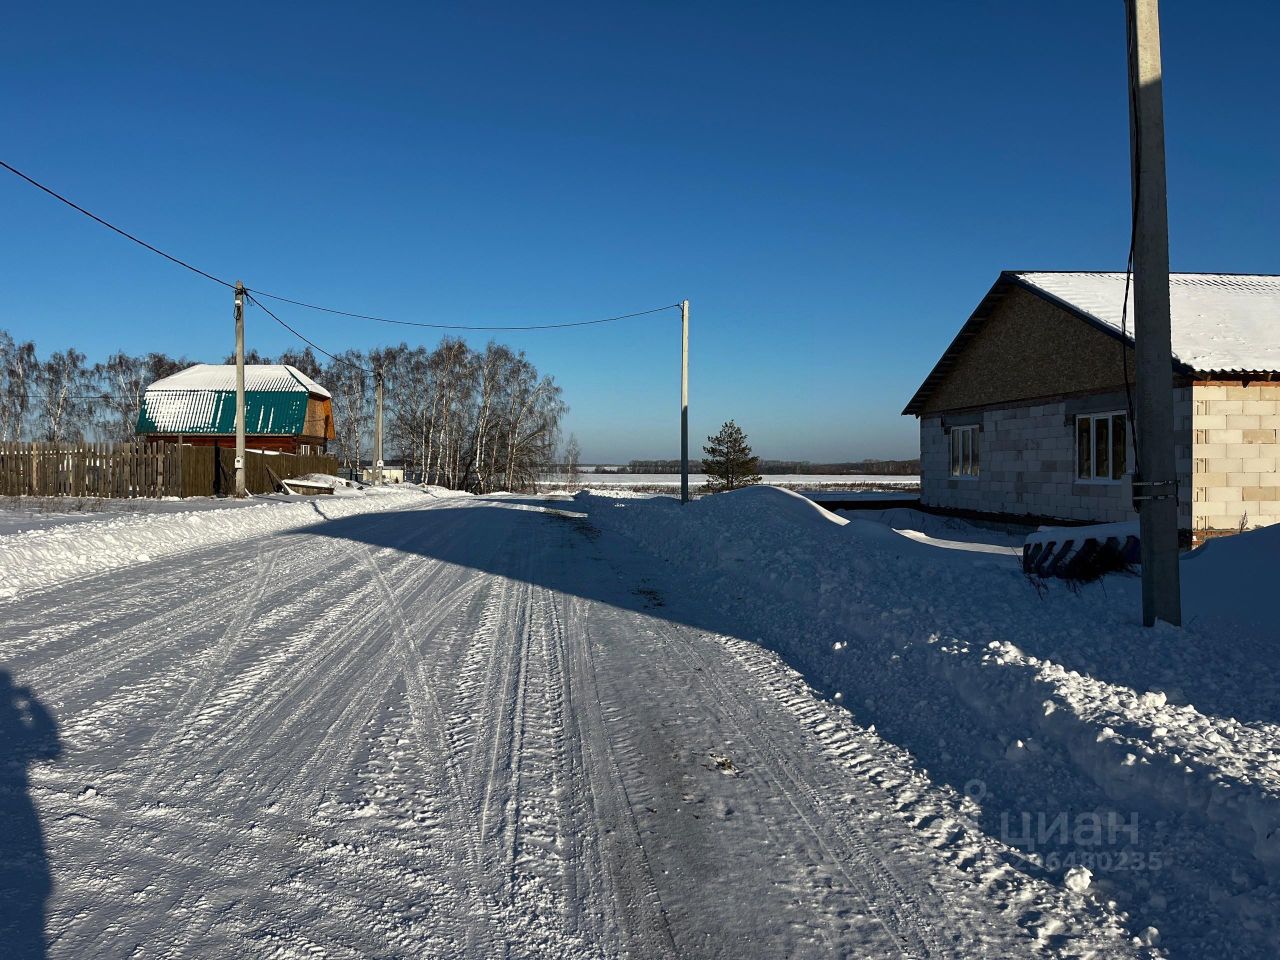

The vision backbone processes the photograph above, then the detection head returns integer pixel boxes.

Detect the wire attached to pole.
[0,160,237,290]
[1,157,681,333]
[245,293,373,373]
[244,290,682,331]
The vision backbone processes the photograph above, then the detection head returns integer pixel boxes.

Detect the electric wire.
[245,293,373,374]
[0,159,237,290]
[244,290,682,331]
[1,158,681,333]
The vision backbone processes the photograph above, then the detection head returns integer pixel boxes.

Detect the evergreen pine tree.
[702,420,762,492]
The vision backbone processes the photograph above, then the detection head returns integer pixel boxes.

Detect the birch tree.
[0,331,37,441]
[324,352,370,476]
[36,348,93,442]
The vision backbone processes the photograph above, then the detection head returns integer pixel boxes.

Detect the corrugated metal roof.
[145,364,331,398]
[1014,272,1280,374]
[137,390,320,436]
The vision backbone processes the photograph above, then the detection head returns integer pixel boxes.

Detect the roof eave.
[903,272,1209,416]
[901,272,1017,416]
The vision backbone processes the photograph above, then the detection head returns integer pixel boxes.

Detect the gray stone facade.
[920,388,1192,529]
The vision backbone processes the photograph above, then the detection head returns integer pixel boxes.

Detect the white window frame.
[1075,411,1129,483]
[949,424,980,478]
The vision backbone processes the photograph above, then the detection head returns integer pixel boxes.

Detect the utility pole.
[374,369,384,485]
[680,299,690,504]
[1126,0,1181,626]
[233,281,247,499]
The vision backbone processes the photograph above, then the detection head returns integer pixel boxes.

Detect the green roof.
[137,390,314,436]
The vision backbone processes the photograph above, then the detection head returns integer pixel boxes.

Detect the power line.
[245,293,373,374]
[2,157,681,333]
[244,290,682,331]
[0,159,236,290]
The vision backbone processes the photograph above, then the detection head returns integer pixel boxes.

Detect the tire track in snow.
[548,510,940,958]
[167,511,473,802]
[15,532,355,707]
[644,615,946,959]
[282,554,497,812]
[463,508,676,956]
[42,555,413,954]
[40,513,470,955]
[561,593,680,959]
[361,545,505,959]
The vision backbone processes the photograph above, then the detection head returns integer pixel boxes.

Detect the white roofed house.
[903,272,1280,544]
[136,364,336,454]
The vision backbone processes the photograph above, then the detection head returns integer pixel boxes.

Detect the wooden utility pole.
[233,281,247,499]
[680,299,690,504]
[374,369,384,485]
[1126,0,1181,626]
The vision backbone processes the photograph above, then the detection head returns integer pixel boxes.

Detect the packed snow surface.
[1,483,1274,957]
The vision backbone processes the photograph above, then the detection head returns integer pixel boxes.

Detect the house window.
[1076,412,1127,481]
[949,424,979,477]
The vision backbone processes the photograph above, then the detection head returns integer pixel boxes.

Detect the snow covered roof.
[904,271,1280,416]
[137,364,333,437]
[145,364,331,398]
[1012,272,1280,375]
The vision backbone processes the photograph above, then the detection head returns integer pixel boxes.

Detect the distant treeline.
[616,458,920,475]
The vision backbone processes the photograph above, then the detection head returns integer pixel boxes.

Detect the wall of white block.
[920,388,1192,528]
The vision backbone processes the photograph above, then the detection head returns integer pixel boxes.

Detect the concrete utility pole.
[1125,0,1181,626]
[233,281,247,499]
[374,369,384,485]
[680,299,690,504]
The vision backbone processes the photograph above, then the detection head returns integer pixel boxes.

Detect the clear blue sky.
[2,2,1277,463]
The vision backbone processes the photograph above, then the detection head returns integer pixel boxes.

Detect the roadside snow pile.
[583,485,1280,957]
[290,473,366,493]
[849,506,1025,546]
[1181,523,1277,635]
[0,487,439,600]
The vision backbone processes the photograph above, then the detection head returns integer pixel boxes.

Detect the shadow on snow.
[0,669,61,960]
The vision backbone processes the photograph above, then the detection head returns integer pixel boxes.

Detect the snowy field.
[540,473,920,492]
[0,485,1275,957]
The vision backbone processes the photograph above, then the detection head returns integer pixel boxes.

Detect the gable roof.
[137,364,332,437]
[903,271,1280,416]
[146,363,331,398]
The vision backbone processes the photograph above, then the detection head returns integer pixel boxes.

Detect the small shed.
[360,460,407,484]
[137,364,335,453]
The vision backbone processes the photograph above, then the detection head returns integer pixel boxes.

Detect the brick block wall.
[1192,383,1280,535]
[920,388,1192,528]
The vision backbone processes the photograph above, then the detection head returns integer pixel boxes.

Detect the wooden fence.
[0,442,339,499]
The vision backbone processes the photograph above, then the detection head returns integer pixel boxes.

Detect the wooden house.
[137,364,335,454]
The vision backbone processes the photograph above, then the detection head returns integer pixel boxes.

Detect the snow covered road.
[2,494,1144,958]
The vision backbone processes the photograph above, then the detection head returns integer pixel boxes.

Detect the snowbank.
[0,487,445,600]
[1181,524,1277,635]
